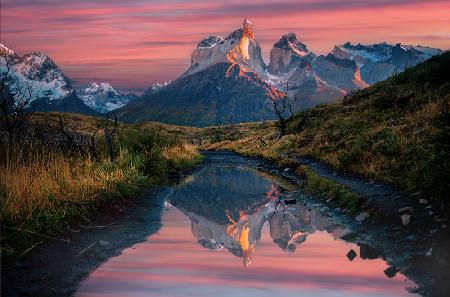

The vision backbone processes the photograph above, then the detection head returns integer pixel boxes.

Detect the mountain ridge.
[118,19,442,126]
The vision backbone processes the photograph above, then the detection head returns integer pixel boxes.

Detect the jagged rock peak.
[274,33,308,54]
[0,43,15,56]
[198,35,224,48]
[242,18,255,40]
[226,18,255,41]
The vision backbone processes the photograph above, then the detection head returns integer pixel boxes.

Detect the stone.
[384,266,398,278]
[401,213,411,226]
[359,243,380,260]
[98,240,110,247]
[355,212,370,222]
[410,191,423,197]
[425,248,432,257]
[398,207,414,214]
[346,249,357,261]
[419,199,428,204]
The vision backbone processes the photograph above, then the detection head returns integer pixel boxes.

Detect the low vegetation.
[204,52,450,208]
[0,113,202,258]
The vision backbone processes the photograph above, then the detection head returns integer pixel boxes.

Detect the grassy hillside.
[0,113,203,258]
[205,51,450,206]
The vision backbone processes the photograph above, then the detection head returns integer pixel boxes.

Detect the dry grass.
[163,143,204,169]
[0,114,203,258]
[0,146,145,224]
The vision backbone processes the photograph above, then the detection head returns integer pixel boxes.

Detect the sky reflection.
[76,173,415,297]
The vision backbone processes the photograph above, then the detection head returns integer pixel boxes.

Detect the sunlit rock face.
[268,33,314,75]
[187,19,266,78]
[312,54,369,91]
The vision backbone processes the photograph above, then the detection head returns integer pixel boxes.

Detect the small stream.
[74,152,427,297]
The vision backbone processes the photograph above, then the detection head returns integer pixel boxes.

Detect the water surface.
[76,163,416,296]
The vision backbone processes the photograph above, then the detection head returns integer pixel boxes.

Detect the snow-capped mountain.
[0,44,72,102]
[77,82,137,113]
[330,42,442,84]
[1,44,97,115]
[143,80,171,96]
[118,19,442,126]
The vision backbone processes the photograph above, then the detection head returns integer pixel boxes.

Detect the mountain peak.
[0,43,15,56]
[242,18,254,40]
[198,35,224,48]
[225,18,255,41]
[186,19,265,77]
[274,33,309,55]
[77,82,132,113]
[268,32,313,75]
[84,82,119,96]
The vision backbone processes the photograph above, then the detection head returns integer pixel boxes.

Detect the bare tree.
[104,112,118,162]
[272,81,293,138]
[227,115,234,126]
[214,119,222,142]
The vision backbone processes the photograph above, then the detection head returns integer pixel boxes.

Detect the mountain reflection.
[169,166,344,267]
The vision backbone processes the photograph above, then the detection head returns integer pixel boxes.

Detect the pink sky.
[1,0,450,93]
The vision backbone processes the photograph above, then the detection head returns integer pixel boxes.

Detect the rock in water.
[384,266,399,278]
[346,249,357,261]
[401,213,411,226]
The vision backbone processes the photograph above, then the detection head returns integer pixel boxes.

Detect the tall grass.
[0,124,202,258]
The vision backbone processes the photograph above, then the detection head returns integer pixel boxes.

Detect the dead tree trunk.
[272,81,293,138]
[104,112,118,162]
